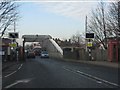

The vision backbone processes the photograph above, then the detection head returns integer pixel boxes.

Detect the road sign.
[86,33,94,38]
[9,43,17,47]
[9,32,19,38]
[87,42,92,47]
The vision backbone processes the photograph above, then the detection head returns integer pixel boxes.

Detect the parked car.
[27,51,35,58]
[40,51,49,58]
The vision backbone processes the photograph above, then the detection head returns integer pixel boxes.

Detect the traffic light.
[9,32,19,38]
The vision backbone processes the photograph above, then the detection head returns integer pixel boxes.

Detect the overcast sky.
[16,0,111,41]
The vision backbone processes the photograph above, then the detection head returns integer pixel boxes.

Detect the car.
[33,48,42,56]
[40,51,49,58]
[27,51,35,58]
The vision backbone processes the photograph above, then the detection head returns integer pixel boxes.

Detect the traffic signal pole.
[88,39,92,61]
[88,48,92,61]
[85,15,95,61]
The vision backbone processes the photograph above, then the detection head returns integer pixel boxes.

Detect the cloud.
[37,1,100,21]
[18,0,112,2]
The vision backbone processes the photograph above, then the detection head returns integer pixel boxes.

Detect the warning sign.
[9,43,17,47]
[87,42,92,47]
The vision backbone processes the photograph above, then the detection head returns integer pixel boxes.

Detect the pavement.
[62,58,119,69]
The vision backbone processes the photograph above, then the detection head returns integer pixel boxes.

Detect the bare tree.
[106,1,119,37]
[0,0,19,38]
[88,1,108,49]
[118,1,120,30]
[70,31,85,45]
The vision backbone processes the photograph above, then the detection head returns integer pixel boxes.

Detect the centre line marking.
[4,64,23,78]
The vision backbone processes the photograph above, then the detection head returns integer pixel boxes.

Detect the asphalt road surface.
[2,56,119,88]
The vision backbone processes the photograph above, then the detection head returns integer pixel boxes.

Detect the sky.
[16,0,111,41]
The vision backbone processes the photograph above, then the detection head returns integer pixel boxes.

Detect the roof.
[2,38,12,44]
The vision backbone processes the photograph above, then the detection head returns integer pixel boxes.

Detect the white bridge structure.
[22,35,63,59]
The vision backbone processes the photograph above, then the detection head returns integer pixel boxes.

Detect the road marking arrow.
[5,78,34,88]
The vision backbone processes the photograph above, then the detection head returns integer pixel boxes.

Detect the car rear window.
[41,51,48,54]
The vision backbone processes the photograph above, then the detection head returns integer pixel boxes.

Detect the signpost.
[85,15,94,61]
[86,33,94,61]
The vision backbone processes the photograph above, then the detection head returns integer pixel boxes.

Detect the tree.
[88,1,108,49]
[70,32,85,46]
[88,1,119,50]
[0,0,19,38]
[106,1,119,37]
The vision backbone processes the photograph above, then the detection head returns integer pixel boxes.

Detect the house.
[1,38,12,62]
[107,37,120,62]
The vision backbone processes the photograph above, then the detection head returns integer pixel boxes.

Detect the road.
[2,56,119,88]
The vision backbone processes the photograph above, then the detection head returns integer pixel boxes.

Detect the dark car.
[33,48,41,56]
[27,51,35,58]
[40,51,49,58]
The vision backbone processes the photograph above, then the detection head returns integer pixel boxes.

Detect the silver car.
[40,51,49,58]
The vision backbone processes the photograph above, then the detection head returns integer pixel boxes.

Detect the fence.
[91,49,108,61]
[63,48,108,61]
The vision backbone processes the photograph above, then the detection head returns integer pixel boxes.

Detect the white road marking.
[77,70,119,87]
[5,71,17,78]
[97,81,102,84]
[18,64,23,70]
[5,81,20,88]
[5,78,33,88]
[63,67,120,88]
[4,64,23,78]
